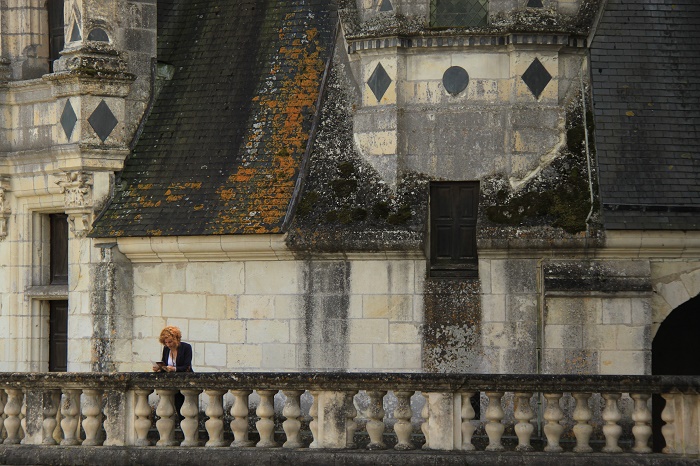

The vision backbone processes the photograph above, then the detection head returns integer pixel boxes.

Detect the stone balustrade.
[0,373,698,459]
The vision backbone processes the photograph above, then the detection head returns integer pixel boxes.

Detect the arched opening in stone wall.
[651,293,700,452]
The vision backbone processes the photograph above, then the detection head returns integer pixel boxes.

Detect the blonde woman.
[153,325,193,373]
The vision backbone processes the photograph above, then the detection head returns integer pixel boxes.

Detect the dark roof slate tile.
[91,0,337,237]
[590,0,700,230]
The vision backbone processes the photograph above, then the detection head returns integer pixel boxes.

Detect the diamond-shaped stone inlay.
[521,58,552,99]
[443,66,469,95]
[527,0,544,7]
[380,0,393,12]
[61,100,78,140]
[367,63,392,102]
[88,100,118,142]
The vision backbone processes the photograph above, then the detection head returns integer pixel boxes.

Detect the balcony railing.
[1,372,699,462]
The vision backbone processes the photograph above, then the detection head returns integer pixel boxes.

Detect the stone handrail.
[0,372,698,457]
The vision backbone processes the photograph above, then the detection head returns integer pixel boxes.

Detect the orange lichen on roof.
[213,19,327,234]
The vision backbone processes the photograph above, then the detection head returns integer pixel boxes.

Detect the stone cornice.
[478,230,700,259]
[110,235,426,263]
[347,32,586,54]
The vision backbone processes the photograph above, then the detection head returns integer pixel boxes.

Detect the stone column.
[316,391,351,449]
[424,392,461,451]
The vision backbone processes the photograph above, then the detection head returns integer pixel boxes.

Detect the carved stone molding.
[56,171,94,237]
[0,176,11,240]
[56,171,93,208]
[68,213,93,237]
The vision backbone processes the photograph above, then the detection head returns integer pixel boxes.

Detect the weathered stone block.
[602,298,632,324]
[389,322,420,343]
[600,350,648,375]
[204,342,226,367]
[219,320,245,344]
[363,294,413,321]
[245,261,301,295]
[373,343,421,369]
[237,295,274,320]
[227,344,262,369]
[262,343,297,369]
[134,264,185,295]
[481,293,506,322]
[246,319,290,344]
[162,293,207,318]
[349,319,389,344]
[185,262,244,295]
[190,320,219,342]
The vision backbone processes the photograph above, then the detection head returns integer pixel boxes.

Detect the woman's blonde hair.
[158,326,182,345]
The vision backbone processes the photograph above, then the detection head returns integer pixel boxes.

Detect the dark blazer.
[160,341,193,372]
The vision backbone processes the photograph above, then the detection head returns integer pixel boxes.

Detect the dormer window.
[430,0,488,27]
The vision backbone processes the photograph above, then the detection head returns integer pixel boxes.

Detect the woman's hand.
[152,364,160,372]
[164,365,176,372]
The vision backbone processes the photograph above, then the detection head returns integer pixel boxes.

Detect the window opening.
[429,181,479,278]
[430,0,488,27]
[50,213,68,285]
[47,0,65,72]
[49,300,68,372]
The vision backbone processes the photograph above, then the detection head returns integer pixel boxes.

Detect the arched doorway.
[651,294,700,451]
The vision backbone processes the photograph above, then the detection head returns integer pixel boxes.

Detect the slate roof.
[91,0,337,237]
[590,0,700,230]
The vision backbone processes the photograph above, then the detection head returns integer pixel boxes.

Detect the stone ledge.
[0,445,695,466]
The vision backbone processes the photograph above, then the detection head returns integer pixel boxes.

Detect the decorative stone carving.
[56,171,93,237]
[56,171,93,208]
[0,177,11,240]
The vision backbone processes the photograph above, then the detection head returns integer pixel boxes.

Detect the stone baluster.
[134,389,153,446]
[81,389,103,446]
[366,390,386,450]
[255,390,278,448]
[572,392,593,453]
[0,389,6,439]
[514,392,534,452]
[282,390,304,449]
[631,393,652,453]
[309,390,320,449]
[543,392,564,452]
[420,393,429,449]
[345,391,358,449]
[601,393,622,453]
[485,391,505,451]
[19,395,26,443]
[459,392,476,451]
[230,389,254,447]
[180,389,202,447]
[60,389,81,446]
[41,390,61,445]
[204,390,227,447]
[103,391,126,446]
[3,389,23,444]
[155,389,179,446]
[661,393,676,454]
[393,391,414,451]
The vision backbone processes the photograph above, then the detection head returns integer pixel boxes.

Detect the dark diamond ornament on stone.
[521,58,552,99]
[367,63,392,102]
[60,100,78,140]
[527,0,544,7]
[443,66,469,95]
[380,0,393,12]
[88,100,118,142]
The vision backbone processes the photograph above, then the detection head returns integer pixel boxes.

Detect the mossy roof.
[91,0,336,237]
